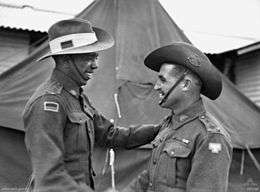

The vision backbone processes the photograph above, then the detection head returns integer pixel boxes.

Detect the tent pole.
[246,145,260,172]
[114,93,122,118]
[240,149,245,175]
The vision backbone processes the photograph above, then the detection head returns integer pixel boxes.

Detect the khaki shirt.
[23,69,160,192]
[124,100,233,192]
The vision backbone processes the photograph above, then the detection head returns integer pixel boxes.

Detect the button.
[170,151,175,156]
[182,138,190,144]
[200,115,205,119]
[149,182,153,187]
[153,160,156,164]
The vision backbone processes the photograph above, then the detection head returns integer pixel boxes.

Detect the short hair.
[169,64,202,88]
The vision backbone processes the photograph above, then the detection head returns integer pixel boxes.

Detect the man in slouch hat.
[123,42,232,192]
[23,19,161,192]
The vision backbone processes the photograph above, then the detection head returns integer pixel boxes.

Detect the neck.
[172,95,201,116]
[55,62,86,87]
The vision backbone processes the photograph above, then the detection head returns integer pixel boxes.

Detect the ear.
[182,79,191,91]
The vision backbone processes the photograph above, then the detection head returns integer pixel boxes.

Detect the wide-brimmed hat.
[144,42,222,100]
[39,18,114,61]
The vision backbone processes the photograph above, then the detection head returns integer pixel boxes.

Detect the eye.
[158,75,166,83]
[84,53,99,62]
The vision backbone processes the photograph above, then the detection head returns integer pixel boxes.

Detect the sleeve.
[23,95,93,192]
[93,113,160,149]
[122,170,149,192]
[186,133,233,192]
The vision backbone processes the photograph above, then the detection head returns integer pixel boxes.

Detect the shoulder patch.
[44,101,59,112]
[208,142,222,153]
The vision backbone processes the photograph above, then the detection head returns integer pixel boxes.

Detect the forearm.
[107,124,160,149]
[94,113,160,149]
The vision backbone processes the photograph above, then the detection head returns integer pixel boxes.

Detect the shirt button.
[200,115,205,119]
[171,151,175,156]
[149,182,153,187]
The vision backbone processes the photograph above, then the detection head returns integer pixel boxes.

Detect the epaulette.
[198,114,222,133]
[44,81,63,95]
[199,113,232,144]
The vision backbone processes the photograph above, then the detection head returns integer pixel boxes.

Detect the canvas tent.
[0,0,259,191]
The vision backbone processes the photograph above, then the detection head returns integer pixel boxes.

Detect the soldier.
[23,19,161,192]
[123,43,233,192]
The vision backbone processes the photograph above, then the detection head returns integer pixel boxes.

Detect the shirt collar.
[171,99,205,129]
[51,69,81,98]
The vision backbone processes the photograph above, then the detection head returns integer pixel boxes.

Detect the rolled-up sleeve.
[23,95,93,192]
[186,133,232,192]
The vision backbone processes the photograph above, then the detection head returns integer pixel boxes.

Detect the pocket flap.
[163,141,191,158]
[68,112,89,124]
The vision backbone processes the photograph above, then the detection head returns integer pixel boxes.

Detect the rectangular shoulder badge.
[44,101,59,112]
[209,143,222,153]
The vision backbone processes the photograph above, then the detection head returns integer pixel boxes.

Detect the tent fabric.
[0,0,260,190]
[0,127,31,189]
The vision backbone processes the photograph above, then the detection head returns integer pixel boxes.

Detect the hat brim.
[144,43,222,100]
[38,27,114,61]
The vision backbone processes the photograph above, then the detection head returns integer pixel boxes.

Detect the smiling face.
[154,63,187,109]
[71,52,99,82]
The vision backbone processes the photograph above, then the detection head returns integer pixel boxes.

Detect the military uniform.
[23,69,160,192]
[125,99,232,192]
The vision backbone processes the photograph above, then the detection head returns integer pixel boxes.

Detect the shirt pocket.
[163,139,191,158]
[160,139,192,187]
[64,112,89,154]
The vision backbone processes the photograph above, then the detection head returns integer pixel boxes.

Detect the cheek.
[163,83,173,92]
[81,62,91,72]
[166,86,182,102]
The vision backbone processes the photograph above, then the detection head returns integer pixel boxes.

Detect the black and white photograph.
[0,0,259,191]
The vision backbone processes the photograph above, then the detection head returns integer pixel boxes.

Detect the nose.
[154,81,161,91]
[91,59,99,70]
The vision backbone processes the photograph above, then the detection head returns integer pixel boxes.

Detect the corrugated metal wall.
[235,51,260,107]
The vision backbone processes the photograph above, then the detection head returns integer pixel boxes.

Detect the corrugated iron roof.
[0,2,75,32]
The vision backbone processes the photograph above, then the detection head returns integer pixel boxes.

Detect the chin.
[159,101,171,109]
[159,99,177,110]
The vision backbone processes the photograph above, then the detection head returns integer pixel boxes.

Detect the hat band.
[49,32,98,53]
